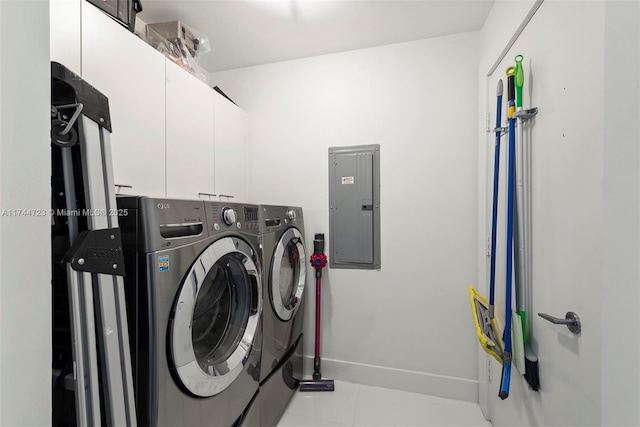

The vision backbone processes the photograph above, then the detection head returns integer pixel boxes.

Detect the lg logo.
[157,202,171,210]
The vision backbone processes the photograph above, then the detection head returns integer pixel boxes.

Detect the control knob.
[286,209,296,222]
[222,208,237,226]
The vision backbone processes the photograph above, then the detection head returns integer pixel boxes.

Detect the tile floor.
[277,380,492,427]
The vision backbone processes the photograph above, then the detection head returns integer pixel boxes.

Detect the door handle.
[538,311,581,334]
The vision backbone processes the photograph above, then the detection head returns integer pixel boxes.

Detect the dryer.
[118,196,262,427]
[258,205,307,427]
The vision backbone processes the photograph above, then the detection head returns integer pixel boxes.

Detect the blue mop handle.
[499,73,516,400]
[499,361,512,400]
[489,80,503,318]
[500,116,516,400]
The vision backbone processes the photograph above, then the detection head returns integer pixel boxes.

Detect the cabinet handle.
[538,312,581,334]
[218,194,234,199]
[115,184,133,194]
[198,192,217,199]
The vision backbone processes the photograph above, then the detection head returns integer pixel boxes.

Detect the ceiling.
[138,0,495,73]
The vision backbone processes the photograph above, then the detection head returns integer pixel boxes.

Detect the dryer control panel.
[260,205,304,234]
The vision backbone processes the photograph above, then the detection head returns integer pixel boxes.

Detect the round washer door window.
[169,236,262,398]
[270,228,306,321]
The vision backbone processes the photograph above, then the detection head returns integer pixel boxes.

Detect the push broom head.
[469,286,504,364]
[524,345,540,391]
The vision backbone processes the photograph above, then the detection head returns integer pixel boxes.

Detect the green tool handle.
[515,55,524,108]
[514,54,526,343]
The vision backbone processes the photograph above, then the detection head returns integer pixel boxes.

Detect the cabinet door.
[50,0,81,74]
[214,92,249,202]
[81,4,166,197]
[165,59,215,199]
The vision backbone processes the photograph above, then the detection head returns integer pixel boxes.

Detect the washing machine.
[118,196,262,427]
[257,205,307,427]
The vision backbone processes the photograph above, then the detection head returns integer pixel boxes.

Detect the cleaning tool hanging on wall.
[499,66,517,401]
[490,79,504,322]
[511,55,527,377]
[514,54,540,391]
[299,234,335,392]
[468,79,505,364]
[514,54,527,347]
[469,287,504,363]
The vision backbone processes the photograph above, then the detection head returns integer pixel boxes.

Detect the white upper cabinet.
[81,4,166,198]
[214,93,249,202]
[165,59,216,200]
[70,4,249,200]
[50,0,81,74]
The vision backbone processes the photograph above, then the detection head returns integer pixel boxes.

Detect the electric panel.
[328,145,380,269]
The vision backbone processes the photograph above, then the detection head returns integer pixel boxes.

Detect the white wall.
[0,1,51,425]
[213,33,481,402]
[601,1,640,424]
[476,0,640,425]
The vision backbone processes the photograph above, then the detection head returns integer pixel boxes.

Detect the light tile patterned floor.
[277,381,491,427]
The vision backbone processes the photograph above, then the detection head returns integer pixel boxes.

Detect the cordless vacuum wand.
[299,234,335,392]
[311,234,328,380]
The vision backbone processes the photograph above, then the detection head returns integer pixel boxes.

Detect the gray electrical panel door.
[329,145,380,269]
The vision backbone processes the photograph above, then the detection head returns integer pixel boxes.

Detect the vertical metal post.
[79,116,137,426]
[61,142,101,427]
[66,267,102,426]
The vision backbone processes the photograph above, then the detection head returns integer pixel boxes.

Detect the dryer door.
[270,228,306,321]
[169,236,262,398]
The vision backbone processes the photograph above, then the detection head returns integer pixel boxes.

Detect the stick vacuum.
[299,233,335,392]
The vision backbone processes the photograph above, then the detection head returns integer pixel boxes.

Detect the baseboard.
[302,356,479,403]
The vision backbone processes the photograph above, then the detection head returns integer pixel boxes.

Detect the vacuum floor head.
[299,379,335,392]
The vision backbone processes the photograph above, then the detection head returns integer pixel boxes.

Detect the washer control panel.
[205,202,260,235]
[222,208,237,226]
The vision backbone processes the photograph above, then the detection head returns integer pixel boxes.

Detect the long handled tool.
[499,67,517,400]
[514,54,540,391]
[299,234,335,392]
[468,79,505,364]
[489,79,504,322]
[511,55,526,376]
[514,55,527,346]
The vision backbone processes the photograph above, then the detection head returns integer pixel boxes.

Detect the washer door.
[169,236,262,398]
[270,228,306,321]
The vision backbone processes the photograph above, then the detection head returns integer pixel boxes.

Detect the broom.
[514,54,540,391]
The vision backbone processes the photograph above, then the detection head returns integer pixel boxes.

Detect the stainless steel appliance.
[118,197,262,427]
[86,0,141,32]
[258,205,307,427]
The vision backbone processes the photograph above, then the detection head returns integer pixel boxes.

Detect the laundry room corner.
[1,0,638,425]
[212,31,482,403]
